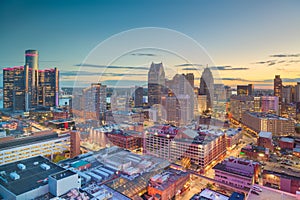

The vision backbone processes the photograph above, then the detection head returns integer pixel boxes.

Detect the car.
[253,186,262,192]
[251,190,260,195]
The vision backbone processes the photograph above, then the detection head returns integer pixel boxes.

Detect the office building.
[73,83,107,122]
[3,50,59,111]
[144,125,227,172]
[148,62,165,106]
[0,133,69,165]
[0,156,79,200]
[197,94,207,114]
[282,85,295,104]
[213,157,260,189]
[161,92,180,125]
[199,67,214,110]
[261,96,279,114]
[230,95,254,122]
[105,129,142,151]
[274,75,283,111]
[237,84,253,96]
[134,86,143,107]
[70,127,81,158]
[295,82,300,102]
[242,112,295,136]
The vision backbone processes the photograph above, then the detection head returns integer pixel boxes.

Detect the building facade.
[3,50,59,111]
[148,62,165,106]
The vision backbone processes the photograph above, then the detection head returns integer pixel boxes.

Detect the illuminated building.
[257,131,274,151]
[134,86,143,107]
[2,50,59,111]
[230,95,254,122]
[0,133,69,165]
[147,168,190,200]
[237,84,253,96]
[148,62,165,106]
[213,157,260,189]
[261,96,279,114]
[274,75,283,112]
[242,112,295,136]
[199,67,214,110]
[143,125,227,172]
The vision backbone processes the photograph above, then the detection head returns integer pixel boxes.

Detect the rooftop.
[263,165,300,180]
[191,188,229,200]
[246,112,289,121]
[0,133,64,150]
[280,137,295,143]
[259,132,272,139]
[0,156,66,195]
[149,168,190,191]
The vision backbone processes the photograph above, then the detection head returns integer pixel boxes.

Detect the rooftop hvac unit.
[17,163,26,170]
[40,163,51,170]
[34,162,39,165]
[10,172,20,180]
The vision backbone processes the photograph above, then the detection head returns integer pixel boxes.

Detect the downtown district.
[0,50,300,200]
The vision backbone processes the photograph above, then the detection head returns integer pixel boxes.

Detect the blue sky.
[0,0,300,88]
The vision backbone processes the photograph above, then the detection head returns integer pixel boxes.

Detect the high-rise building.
[230,95,255,122]
[148,62,165,106]
[261,96,279,114]
[274,75,283,110]
[295,82,300,102]
[70,126,81,158]
[78,83,107,122]
[161,92,180,125]
[282,85,294,104]
[134,86,143,107]
[237,84,254,96]
[3,50,59,111]
[199,67,214,110]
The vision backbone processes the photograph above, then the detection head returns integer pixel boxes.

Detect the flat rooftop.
[247,112,289,120]
[247,185,296,200]
[259,132,272,139]
[0,133,64,150]
[0,156,66,195]
[263,165,300,180]
[149,168,190,191]
[191,188,229,200]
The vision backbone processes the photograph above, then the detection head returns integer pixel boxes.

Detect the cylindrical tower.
[25,49,39,107]
[25,50,38,70]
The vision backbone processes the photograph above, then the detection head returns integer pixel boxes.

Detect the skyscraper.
[3,50,59,111]
[25,50,39,108]
[237,84,254,96]
[134,86,143,107]
[295,82,300,102]
[199,67,214,110]
[148,62,165,106]
[77,83,107,122]
[274,75,282,106]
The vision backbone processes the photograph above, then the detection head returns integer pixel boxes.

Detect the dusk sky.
[1,0,300,88]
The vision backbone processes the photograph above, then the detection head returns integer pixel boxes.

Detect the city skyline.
[0,0,300,88]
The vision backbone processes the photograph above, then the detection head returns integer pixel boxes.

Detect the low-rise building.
[225,128,242,150]
[213,157,260,189]
[0,156,79,200]
[262,165,300,194]
[279,137,295,150]
[257,132,274,151]
[148,168,190,200]
[241,145,269,161]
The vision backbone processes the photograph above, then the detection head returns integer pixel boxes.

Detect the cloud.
[130,53,157,57]
[210,66,249,71]
[60,70,147,78]
[175,63,203,67]
[102,80,147,87]
[253,60,276,65]
[270,54,300,58]
[74,63,149,70]
[182,68,199,71]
